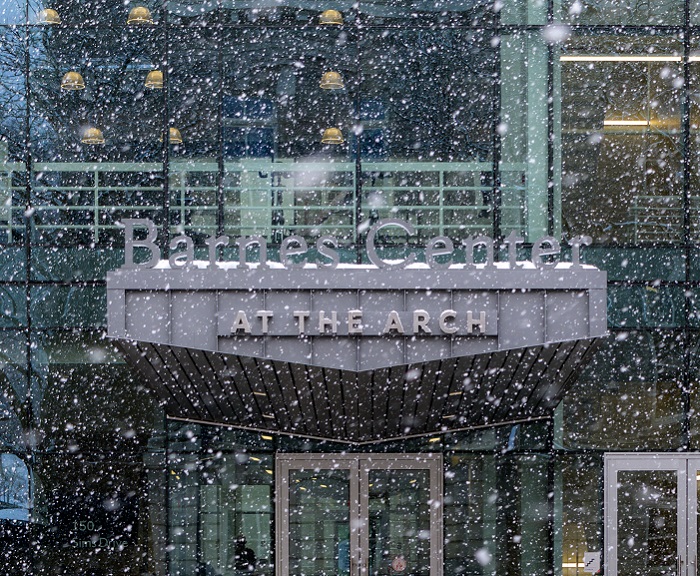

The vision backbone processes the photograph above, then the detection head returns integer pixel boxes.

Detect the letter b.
[122,219,161,269]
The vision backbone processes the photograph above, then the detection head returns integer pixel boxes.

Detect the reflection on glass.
[368,469,430,576]
[289,469,351,576]
[359,0,494,25]
[169,447,274,576]
[558,0,681,25]
[687,53,700,243]
[560,455,602,576]
[29,27,165,246]
[221,27,356,242]
[444,455,495,576]
[361,30,496,241]
[0,28,26,246]
[617,471,677,576]
[560,37,682,244]
[563,331,683,450]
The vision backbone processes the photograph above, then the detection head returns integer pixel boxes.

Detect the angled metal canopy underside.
[117,338,599,444]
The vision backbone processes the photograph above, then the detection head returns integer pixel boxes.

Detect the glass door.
[277,454,443,576]
[605,454,699,576]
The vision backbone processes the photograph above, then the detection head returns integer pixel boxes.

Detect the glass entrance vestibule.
[165,423,556,576]
[276,454,443,576]
[605,454,700,576]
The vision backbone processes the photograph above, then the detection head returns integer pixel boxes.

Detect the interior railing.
[0,160,528,244]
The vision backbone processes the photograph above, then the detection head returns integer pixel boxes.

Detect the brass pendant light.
[37,8,61,24]
[319,9,343,25]
[321,127,344,145]
[60,71,85,91]
[168,127,183,144]
[127,6,154,24]
[144,70,163,89]
[81,127,105,145]
[320,71,344,90]
[159,127,183,144]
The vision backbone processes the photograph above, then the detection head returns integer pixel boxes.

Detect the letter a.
[232,311,252,334]
[383,311,405,334]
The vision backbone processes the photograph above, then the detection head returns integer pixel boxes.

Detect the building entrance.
[276,454,443,576]
[605,454,700,576]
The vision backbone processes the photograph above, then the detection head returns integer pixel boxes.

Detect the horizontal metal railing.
[0,159,528,244]
[630,195,700,243]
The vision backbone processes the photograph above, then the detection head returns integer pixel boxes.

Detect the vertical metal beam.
[546,419,556,576]
[353,12,364,263]
[216,14,225,237]
[22,10,34,576]
[492,10,502,241]
[164,414,172,576]
[162,2,170,258]
[682,0,691,452]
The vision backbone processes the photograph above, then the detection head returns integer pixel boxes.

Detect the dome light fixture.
[321,127,344,145]
[37,8,61,24]
[319,9,343,25]
[60,71,85,91]
[144,70,163,89]
[320,71,344,90]
[81,127,105,145]
[168,127,183,144]
[159,127,183,144]
[127,6,154,24]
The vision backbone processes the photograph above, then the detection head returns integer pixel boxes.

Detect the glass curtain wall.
[168,421,556,576]
[5,0,700,575]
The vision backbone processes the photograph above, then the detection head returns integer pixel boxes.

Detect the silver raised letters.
[122,219,160,269]
[531,236,560,269]
[169,234,194,269]
[294,311,310,334]
[568,235,592,268]
[232,311,252,334]
[122,218,590,271]
[316,235,340,269]
[280,236,308,269]
[426,236,453,270]
[257,310,273,334]
[237,236,269,269]
[413,310,432,334]
[205,235,229,268]
[318,311,339,334]
[467,311,486,334]
[366,219,416,270]
[383,311,405,334]
[439,310,458,334]
[462,236,495,268]
[503,231,524,269]
[348,310,363,334]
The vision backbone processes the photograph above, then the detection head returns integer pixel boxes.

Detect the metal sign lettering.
[107,219,607,371]
[120,218,592,271]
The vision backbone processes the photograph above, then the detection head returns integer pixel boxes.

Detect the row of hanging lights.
[78,126,183,145]
[46,5,174,145]
[37,5,156,25]
[44,6,346,146]
[317,11,345,145]
[60,67,181,145]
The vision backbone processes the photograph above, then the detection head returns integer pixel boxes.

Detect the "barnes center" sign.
[107,218,607,372]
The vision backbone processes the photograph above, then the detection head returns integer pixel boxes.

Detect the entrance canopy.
[107,222,606,443]
[117,338,598,443]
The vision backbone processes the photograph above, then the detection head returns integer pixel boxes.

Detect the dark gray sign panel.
[108,264,606,372]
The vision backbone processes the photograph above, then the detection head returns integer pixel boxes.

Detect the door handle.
[679,555,684,576]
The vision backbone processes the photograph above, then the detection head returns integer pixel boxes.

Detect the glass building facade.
[1,0,700,576]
